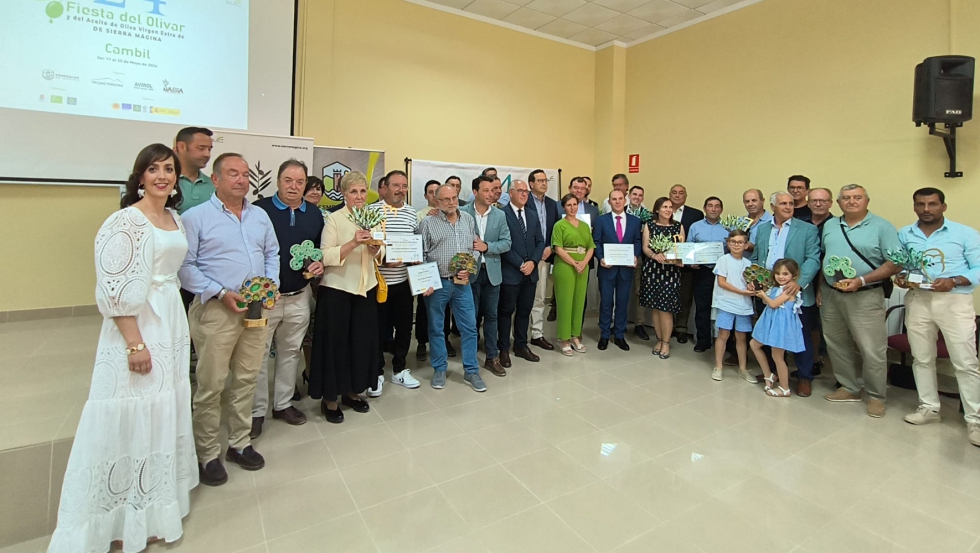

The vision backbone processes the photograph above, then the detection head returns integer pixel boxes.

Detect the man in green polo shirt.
[174,126,215,214]
[820,184,901,418]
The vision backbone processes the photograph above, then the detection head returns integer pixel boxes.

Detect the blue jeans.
[425,279,479,374]
[470,269,500,359]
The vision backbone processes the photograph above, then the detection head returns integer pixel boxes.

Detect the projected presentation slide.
[0,0,249,129]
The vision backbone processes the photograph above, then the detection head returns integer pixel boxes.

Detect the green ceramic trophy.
[289,240,324,279]
[823,256,857,290]
[449,253,477,285]
[743,264,775,291]
[886,247,935,289]
[236,277,279,328]
[347,206,387,246]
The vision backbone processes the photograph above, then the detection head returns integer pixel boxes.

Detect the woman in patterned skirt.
[640,197,685,359]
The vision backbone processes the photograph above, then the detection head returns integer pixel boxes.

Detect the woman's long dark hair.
[120,144,184,209]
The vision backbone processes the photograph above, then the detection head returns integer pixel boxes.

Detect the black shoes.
[694,344,710,353]
[598,338,609,350]
[249,417,263,439]
[416,343,428,362]
[446,339,457,358]
[341,395,370,413]
[675,333,689,344]
[321,400,344,423]
[199,458,228,487]
[226,446,265,471]
[634,325,650,340]
[615,338,630,351]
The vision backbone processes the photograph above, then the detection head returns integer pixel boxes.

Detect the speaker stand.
[928,122,964,178]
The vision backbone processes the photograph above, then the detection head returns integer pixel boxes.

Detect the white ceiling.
[407,0,763,49]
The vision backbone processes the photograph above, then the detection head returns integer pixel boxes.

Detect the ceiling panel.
[407,0,761,48]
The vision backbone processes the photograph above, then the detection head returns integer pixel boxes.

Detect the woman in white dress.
[48,144,199,553]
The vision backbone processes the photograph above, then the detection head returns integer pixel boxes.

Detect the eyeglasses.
[809,199,832,205]
[511,189,530,194]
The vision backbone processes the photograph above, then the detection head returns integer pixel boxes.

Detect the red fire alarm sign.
[628,154,640,174]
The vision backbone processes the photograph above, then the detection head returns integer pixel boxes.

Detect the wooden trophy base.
[365,239,385,246]
[242,317,268,328]
[452,277,469,285]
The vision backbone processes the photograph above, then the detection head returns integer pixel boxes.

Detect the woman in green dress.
[552,193,595,356]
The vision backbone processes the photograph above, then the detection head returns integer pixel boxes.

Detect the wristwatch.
[218,288,228,301]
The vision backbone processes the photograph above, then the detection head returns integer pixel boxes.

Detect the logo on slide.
[162,80,183,94]
[42,70,55,80]
[134,82,154,91]
[45,2,64,22]
[42,70,79,82]
[92,77,124,87]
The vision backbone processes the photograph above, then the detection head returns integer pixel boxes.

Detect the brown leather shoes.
[797,379,812,398]
[499,350,512,368]
[485,358,507,377]
[249,417,264,439]
[530,337,555,351]
[514,347,540,362]
[272,406,308,425]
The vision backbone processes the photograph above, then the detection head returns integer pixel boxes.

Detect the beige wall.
[624,0,979,234]
[295,0,596,189]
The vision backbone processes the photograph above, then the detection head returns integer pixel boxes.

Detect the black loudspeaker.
[913,55,975,125]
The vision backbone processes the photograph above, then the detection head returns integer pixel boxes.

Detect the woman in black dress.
[640,197,685,359]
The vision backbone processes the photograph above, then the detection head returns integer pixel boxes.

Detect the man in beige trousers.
[179,152,280,486]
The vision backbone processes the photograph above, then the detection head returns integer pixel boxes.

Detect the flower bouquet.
[449,252,478,285]
[742,264,775,291]
[823,255,857,290]
[289,240,324,279]
[721,215,752,232]
[648,233,681,264]
[886,247,934,289]
[347,206,387,245]
[237,277,279,328]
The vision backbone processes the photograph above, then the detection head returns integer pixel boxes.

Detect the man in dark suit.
[583,176,600,211]
[669,184,704,344]
[751,192,821,397]
[525,169,560,352]
[570,177,601,320]
[593,189,642,351]
[499,179,545,364]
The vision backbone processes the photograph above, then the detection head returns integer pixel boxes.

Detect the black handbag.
[838,222,894,299]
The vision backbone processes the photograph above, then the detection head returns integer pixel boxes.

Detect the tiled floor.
[3,314,980,553]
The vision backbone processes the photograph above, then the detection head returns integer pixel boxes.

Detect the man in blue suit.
[499,179,546,365]
[525,169,561,352]
[751,192,821,397]
[461,176,512,377]
[593,189,642,351]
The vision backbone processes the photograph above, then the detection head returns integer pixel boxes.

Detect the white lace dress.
[48,207,199,553]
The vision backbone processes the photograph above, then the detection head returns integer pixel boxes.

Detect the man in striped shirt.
[369,170,421,396]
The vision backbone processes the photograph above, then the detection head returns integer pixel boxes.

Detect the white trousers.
[530,261,552,340]
[252,286,312,416]
[905,289,980,423]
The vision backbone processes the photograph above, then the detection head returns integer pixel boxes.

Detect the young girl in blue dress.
[749,258,805,397]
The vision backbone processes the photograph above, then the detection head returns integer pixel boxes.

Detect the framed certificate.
[602,243,636,266]
[407,262,443,296]
[384,234,423,264]
[663,242,725,264]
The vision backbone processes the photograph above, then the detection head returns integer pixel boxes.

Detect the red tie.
[616,215,624,242]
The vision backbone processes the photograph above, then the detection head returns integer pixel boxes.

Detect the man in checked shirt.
[419,184,488,392]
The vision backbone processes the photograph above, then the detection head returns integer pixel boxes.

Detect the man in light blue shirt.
[895,187,980,446]
[179,153,280,486]
[687,197,730,352]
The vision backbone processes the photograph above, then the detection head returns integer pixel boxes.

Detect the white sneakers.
[711,368,723,381]
[904,405,941,425]
[392,369,420,389]
[367,375,384,398]
[969,422,980,448]
[367,370,421,398]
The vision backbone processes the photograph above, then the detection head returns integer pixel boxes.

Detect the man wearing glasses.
[788,175,812,222]
[801,187,835,378]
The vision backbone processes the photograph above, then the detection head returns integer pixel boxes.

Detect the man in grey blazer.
[751,192,821,397]
[461,176,512,376]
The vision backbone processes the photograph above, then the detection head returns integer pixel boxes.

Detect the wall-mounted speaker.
[913,55,975,125]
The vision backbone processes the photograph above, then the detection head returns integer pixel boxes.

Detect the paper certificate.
[663,242,725,264]
[603,244,636,266]
[407,262,443,296]
[385,234,423,264]
[577,214,592,228]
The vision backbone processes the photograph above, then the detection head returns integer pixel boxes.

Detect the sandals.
[561,343,575,356]
[571,339,587,353]
[766,386,792,397]
[653,341,663,356]
[657,341,670,359]
[763,373,776,392]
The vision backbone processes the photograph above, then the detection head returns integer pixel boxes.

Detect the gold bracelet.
[126,343,145,355]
